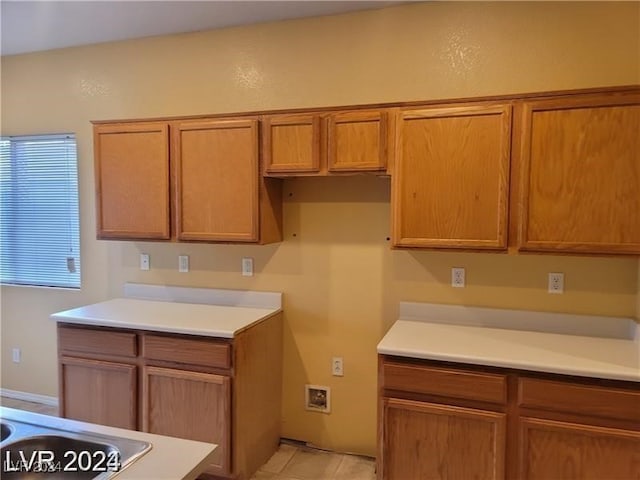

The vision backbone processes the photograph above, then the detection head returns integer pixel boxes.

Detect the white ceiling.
[1,1,402,56]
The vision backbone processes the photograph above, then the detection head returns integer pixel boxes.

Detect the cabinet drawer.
[58,325,137,358]
[518,377,640,423]
[382,361,507,404]
[142,334,231,369]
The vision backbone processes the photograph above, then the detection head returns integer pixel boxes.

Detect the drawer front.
[518,377,640,423]
[383,361,507,404]
[142,334,231,369]
[58,325,137,358]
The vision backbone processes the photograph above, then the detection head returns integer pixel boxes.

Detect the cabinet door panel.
[382,398,506,480]
[142,366,231,476]
[392,104,511,249]
[519,93,640,253]
[94,122,170,239]
[327,110,388,172]
[175,119,259,241]
[263,114,321,174]
[61,356,137,429]
[519,417,640,480]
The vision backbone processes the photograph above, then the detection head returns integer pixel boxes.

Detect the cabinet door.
[518,92,640,254]
[381,398,506,480]
[142,366,231,476]
[262,114,321,174]
[60,356,137,429]
[327,110,388,172]
[174,119,259,242]
[519,417,640,479]
[392,104,512,249]
[94,122,170,240]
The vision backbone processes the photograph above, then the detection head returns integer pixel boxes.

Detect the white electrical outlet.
[451,267,465,288]
[242,257,254,277]
[548,272,564,294]
[332,357,344,377]
[178,255,189,273]
[140,253,150,271]
[12,348,21,363]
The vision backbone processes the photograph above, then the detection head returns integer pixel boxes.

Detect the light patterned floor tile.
[279,447,343,480]
[334,453,376,480]
[258,443,298,474]
[250,471,277,479]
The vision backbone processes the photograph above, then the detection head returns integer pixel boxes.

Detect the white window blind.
[0,134,81,288]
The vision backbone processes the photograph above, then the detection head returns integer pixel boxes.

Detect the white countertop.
[50,284,282,338]
[378,303,640,383]
[51,298,280,338]
[0,407,216,480]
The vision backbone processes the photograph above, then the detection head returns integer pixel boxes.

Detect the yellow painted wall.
[1,2,639,456]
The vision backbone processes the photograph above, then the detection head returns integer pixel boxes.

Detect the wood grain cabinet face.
[94,122,171,240]
[379,355,640,480]
[327,110,388,172]
[58,316,283,480]
[392,104,512,249]
[263,109,390,175]
[60,356,137,430]
[519,417,640,480]
[382,398,506,480]
[142,366,231,476]
[262,114,321,174]
[518,92,640,254]
[174,119,260,242]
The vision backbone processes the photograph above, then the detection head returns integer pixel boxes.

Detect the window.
[0,134,81,288]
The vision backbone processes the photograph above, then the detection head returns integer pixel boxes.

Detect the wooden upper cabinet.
[263,109,390,176]
[392,104,512,249]
[262,114,321,174]
[94,122,170,240]
[327,110,389,172]
[518,92,640,254]
[173,119,260,242]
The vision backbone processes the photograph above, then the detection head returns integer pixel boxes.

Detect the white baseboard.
[0,388,59,407]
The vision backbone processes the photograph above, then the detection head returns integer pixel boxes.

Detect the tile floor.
[251,442,375,480]
[0,396,376,480]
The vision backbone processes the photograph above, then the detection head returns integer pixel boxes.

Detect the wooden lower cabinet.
[143,366,231,476]
[58,314,283,480]
[379,356,640,480]
[519,417,640,480]
[383,398,505,480]
[60,356,137,430]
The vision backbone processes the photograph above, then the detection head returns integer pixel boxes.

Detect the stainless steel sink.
[0,416,151,479]
[1,422,13,441]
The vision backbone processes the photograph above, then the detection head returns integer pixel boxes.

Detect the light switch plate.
[242,257,254,277]
[140,254,150,271]
[179,255,189,273]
